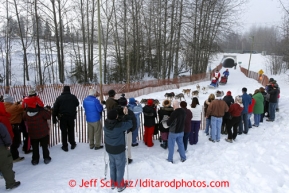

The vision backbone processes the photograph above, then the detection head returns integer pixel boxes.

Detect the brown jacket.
[106,97,118,111]
[206,99,229,118]
[4,102,24,124]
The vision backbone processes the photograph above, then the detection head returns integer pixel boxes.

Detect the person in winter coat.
[166,101,186,163]
[189,97,202,145]
[83,88,104,150]
[252,89,264,127]
[52,86,79,152]
[247,94,255,128]
[0,123,21,190]
[103,108,133,192]
[158,100,174,149]
[180,101,192,151]
[23,107,52,165]
[22,90,44,112]
[223,69,229,78]
[105,90,118,111]
[206,91,229,142]
[142,99,157,147]
[221,91,234,134]
[128,98,143,147]
[0,102,14,150]
[266,82,279,122]
[204,94,215,136]
[238,87,252,135]
[117,95,137,164]
[225,96,244,143]
[215,69,221,81]
[3,94,25,162]
[259,87,268,122]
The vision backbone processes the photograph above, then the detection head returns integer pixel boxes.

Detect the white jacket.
[189,105,202,121]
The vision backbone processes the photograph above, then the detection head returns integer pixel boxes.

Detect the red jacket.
[228,103,243,117]
[248,98,255,113]
[22,96,44,109]
[0,102,14,139]
[23,108,51,139]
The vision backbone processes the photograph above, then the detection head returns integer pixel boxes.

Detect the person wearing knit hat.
[83,88,104,150]
[117,94,137,164]
[103,106,133,192]
[158,99,174,149]
[221,91,234,135]
[225,96,244,143]
[142,99,157,147]
[189,97,202,146]
[238,87,252,135]
[105,90,118,111]
[53,85,79,152]
[206,93,229,143]
[147,99,154,106]
[127,98,143,147]
[22,89,44,112]
[179,101,192,151]
[3,94,25,161]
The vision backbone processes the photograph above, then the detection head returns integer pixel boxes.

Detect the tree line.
[0,0,288,87]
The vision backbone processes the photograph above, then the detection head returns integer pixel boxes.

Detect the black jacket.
[143,105,157,127]
[53,91,79,121]
[167,108,186,133]
[268,86,279,103]
[223,95,234,119]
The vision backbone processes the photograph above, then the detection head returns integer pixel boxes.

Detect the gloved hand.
[101,100,106,105]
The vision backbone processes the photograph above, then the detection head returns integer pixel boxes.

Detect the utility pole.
[247,36,254,77]
[97,0,103,101]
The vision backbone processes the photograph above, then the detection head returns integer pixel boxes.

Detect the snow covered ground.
[1,53,289,193]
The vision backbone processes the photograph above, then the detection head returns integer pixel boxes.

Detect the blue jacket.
[103,115,133,154]
[242,93,252,113]
[83,96,103,122]
[223,71,229,77]
[128,103,143,129]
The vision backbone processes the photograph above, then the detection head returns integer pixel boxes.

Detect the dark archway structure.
[223,58,235,68]
[221,55,237,68]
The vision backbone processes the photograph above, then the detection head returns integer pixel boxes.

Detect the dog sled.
[208,77,218,89]
[219,76,228,85]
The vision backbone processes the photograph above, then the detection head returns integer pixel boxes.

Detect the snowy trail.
[1,56,289,193]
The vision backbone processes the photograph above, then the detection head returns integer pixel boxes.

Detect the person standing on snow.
[53,86,79,152]
[166,101,186,163]
[103,108,133,192]
[83,88,104,150]
[142,99,157,147]
[206,91,229,142]
[0,123,21,190]
[238,87,252,135]
[127,98,143,147]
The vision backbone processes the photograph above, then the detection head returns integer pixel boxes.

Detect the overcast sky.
[240,0,285,32]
